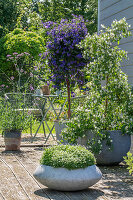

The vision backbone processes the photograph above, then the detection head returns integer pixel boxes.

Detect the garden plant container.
[33,164,102,191]
[41,85,50,95]
[95,130,131,165]
[33,145,102,191]
[4,130,21,151]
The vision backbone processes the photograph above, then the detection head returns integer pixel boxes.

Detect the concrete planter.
[4,130,21,151]
[33,165,102,191]
[54,121,90,145]
[95,130,131,165]
[54,121,67,143]
[77,130,131,165]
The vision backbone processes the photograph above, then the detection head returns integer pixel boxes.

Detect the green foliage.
[0,0,42,34]
[40,145,96,170]
[0,52,38,94]
[61,106,95,144]
[0,0,19,32]
[38,0,98,34]
[62,19,133,154]
[0,28,46,86]
[16,0,41,30]
[124,152,133,176]
[0,96,34,132]
[5,28,45,60]
[61,90,133,153]
[80,18,131,85]
[79,18,133,133]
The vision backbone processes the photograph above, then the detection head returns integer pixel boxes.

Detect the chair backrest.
[5,93,35,109]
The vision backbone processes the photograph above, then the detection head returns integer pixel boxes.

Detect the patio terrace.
[0,134,133,200]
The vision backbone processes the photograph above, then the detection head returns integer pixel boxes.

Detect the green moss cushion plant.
[40,145,96,170]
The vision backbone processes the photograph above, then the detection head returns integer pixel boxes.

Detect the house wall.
[98,0,133,86]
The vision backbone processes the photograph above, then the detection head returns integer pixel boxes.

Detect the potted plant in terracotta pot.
[33,145,102,191]
[0,97,34,151]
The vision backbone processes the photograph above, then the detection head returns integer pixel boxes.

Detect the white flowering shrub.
[79,18,133,134]
[61,19,133,154]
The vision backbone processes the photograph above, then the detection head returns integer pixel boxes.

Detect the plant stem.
[66,78,71,118]
[104,76,109,123]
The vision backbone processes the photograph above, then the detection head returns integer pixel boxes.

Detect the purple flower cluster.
[6,52,31,61]
[41,16,88,89]
[42,21,55,29]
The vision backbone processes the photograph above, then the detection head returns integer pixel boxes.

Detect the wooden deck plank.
[0,157,29,200]
[0,147,133,199]
[83,188,108,200]
[64,191,90,200]
[3,155,50,200]
[0,192,5,200]
[15,150,70,200]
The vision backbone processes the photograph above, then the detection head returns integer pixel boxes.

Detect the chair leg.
[42,122,46,137]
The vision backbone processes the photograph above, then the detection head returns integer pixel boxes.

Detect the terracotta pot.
[4,130,22,151]
[41,85,50,95]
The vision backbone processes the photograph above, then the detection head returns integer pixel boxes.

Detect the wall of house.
[98,0,133,86]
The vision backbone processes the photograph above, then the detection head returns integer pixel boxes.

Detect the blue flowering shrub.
[40,15,88,118]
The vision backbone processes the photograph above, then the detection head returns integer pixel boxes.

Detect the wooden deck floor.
[0,146,133,200]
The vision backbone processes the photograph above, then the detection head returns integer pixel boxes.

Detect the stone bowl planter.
[33,164,102,191]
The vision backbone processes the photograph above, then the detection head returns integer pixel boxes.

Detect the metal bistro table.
[31,94,87,144]
[31,95,67,143]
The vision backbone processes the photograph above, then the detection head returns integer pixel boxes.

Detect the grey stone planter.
[54,121,67,143]
[33,165,102,191]
[54,121,90,145]
[95,130,131,165]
